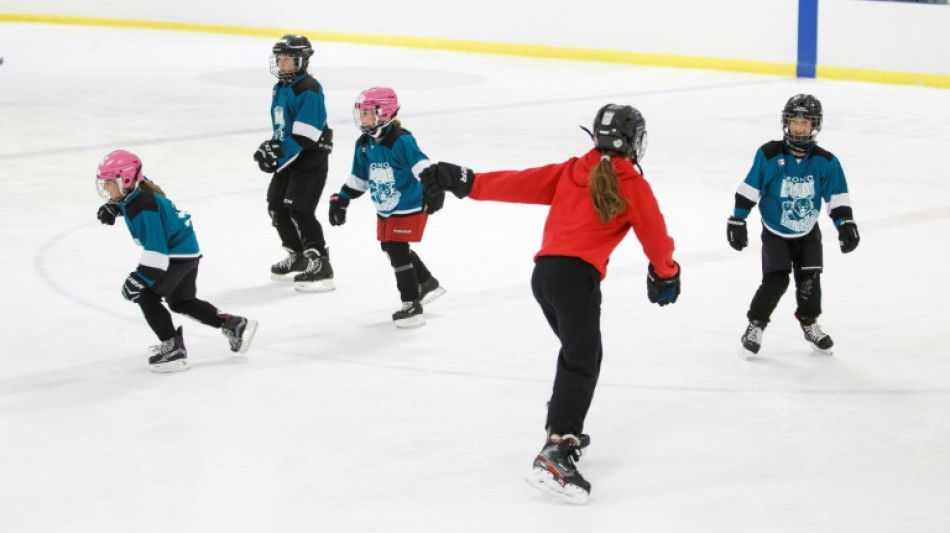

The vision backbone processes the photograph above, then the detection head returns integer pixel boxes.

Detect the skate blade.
[149,359,190,373]
[394,315,425,329]
[270,272,301,282]
[420,286,447,305]
[525,468,589,505]
[809,344,834,356]
[738,345,757,360]
[294,279,337,293]
[237,319,259,354]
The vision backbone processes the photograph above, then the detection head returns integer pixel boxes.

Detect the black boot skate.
[149,326,189,373]
[796,312,834,354]
[392,300,424,328]
[525,434,591,505]
[294,249,336,293]
[271,248,308,281]
[740,319,767,359]
[220,314,259,354]
[418,276,447,305]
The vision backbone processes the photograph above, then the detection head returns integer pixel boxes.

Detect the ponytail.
[589,153,627,224]
[138,178,166,198]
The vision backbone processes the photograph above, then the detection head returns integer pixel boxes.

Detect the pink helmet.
[353,87,400,135]
[98,149,143,190]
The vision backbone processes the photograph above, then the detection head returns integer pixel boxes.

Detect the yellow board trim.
[3,13,948,89]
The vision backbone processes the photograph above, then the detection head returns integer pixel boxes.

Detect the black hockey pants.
[531,255,603,437]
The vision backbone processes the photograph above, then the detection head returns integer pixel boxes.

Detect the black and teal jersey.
[118,186,201,286]
[733,141,854,238]
[342,126,433,217]
[270,73,328,172]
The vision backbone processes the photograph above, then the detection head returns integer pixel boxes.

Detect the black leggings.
[380,241,432,302]
[531,256,603,437]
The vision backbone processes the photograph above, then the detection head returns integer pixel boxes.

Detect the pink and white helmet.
[96,149,143,199]
[353,87,400,135]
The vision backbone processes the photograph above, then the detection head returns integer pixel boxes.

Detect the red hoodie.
[469,148,678,279]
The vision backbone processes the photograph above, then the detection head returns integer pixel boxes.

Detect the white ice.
[1,24,949,532]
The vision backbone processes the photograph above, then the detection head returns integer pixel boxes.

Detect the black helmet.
[782,94,822,152]
[269,34,314,81]
[590,104,647,163]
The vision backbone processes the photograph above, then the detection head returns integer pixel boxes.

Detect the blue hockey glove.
[837,220,860,253]
[727,216,748,251]
[97,203,121,225]
[328,193,349,226]
[121,272,147,303]
[647,262,680,307]
[253,140,283,173]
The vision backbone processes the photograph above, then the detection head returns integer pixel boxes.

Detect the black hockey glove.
[316,127,333,153]
[727,216,748,251]
[328,193,349,226]
[121,272,147,303]
[420,162,476,199]
[97,203,121,225]
[253,140,283,173]
[423,190,445,214]
[837,219,860,254]
[647,262,681,307]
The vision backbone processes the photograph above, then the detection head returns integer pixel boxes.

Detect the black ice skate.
[525,434,591,505]
[149,326,189,373]
[796,312,834,355]
[271,248,309,281]
[418,276,447,305]
[739,320,767,359]
[220,314,259,354]
[294,249,336,293]
[392,300,424,328]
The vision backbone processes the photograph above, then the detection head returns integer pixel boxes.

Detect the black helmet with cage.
[269,34,314,81]
[782,94,823,152]
[590,104,648,164]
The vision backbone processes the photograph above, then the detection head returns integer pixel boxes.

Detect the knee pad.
[762,270,791,295]
[795,270,821,299]
[267,202,289,226]
[381,241,411,268]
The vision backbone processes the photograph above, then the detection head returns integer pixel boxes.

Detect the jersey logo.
[779,175,819,232]
[368,162,400,211]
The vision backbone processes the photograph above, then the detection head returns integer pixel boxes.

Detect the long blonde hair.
[589,152,627,224]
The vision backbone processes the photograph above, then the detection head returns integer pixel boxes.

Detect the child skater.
[95,149,258,372]
[421,104,681,504]
[327,87,446,328]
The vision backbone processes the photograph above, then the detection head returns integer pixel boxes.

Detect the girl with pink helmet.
[326,87,447,328]
[95,149,258,372]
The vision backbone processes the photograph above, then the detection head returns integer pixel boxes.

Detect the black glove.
[97,203,121,225]
[420,162,476,199]
[253,140,283,173]
[423,190,445,214]
[328,193,349,226]
[121,272,147,303]
[727,216,748,251]
[837,219,860,253]
[316,127,333,153]
[647,263,681,307]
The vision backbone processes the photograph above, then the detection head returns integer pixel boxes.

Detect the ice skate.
[525,434,590,505]
[392,300,424,328]
[418,276,447,305]
[271,247,308,281]
[739,320,766,359]
[220,314,259,354]
[796,312,834,355]
[294,249,336,293]
[149,327,189,373]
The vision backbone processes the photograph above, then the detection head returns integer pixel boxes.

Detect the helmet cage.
[592,104,648,163]
[353,87,400,135]
[782,94,823,151]
[270,34,313,81]
[96,150,143,200]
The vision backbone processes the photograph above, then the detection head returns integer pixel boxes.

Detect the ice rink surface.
[1,23,949,532]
